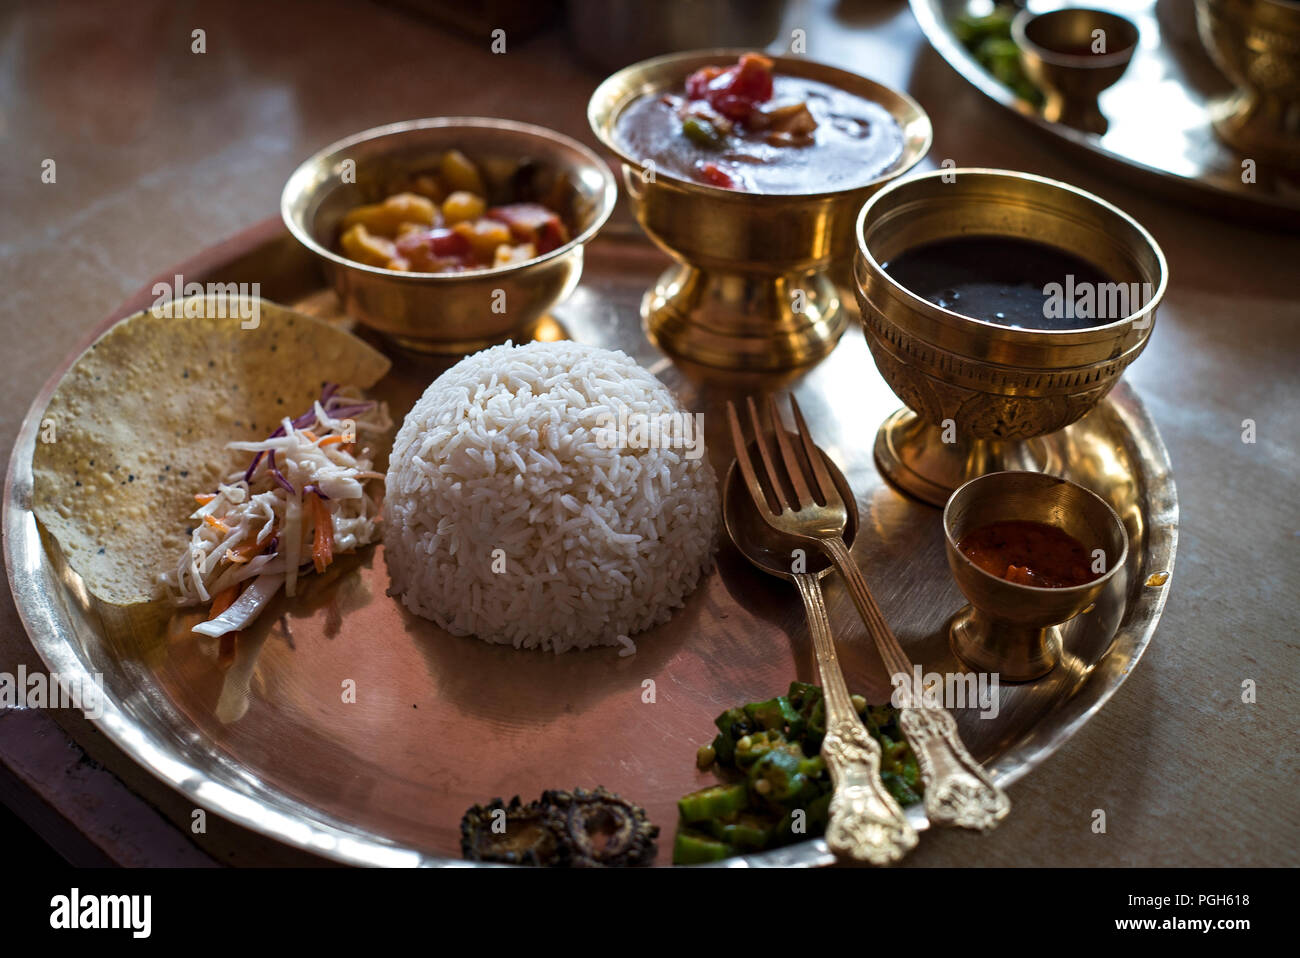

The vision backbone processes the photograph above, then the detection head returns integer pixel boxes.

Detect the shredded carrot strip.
[309,492,334,574]
[218,632,238,667]
[207,584,240,620]
[204,514,229,533]
[195,493,216,505]
[317,435,345,447]
[301,429,319,443]
[209,584,245,665]
[223,527,276,565]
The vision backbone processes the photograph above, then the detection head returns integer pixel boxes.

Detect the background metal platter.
[910,0,1300,228]
[4,221,1178,867]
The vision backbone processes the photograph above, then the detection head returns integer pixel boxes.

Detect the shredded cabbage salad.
[163,383,390,639]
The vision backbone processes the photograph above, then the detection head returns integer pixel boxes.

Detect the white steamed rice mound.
[384,340,719,652]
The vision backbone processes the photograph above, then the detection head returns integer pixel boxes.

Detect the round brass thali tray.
[3,220,1177,867]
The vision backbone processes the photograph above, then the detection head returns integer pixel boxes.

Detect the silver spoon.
[722,444,918,865]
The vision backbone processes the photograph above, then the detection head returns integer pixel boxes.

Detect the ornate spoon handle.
[819,535,1010,832]
[791,573,917,865]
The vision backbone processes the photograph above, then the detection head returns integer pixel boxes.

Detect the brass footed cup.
[588,50,931,371]
[1012,7,1139,136]
[1194,0,1300,168]
[854,168,1167,507]
[943,471,1129,682]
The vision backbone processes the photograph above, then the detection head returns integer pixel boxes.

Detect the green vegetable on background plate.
[954,5,1044,107]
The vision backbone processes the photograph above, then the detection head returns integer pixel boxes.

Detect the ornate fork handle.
[818,535,1010,832]
[897,705,1010,832]
[792,574,917,865]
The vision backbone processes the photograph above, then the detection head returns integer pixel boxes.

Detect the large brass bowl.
[1194,0,1300,166]
[588,50,931,371]
[281,117,617,354]
[854,168,1167,506]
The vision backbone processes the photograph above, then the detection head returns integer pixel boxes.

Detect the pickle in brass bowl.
[943,470,1130,682]
[282,117,617,355]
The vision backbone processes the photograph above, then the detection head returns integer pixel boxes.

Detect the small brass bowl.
[943,471,1129,682]
[854,168,1167,507]
[1194,0,1300,167]
[1012,7,1139,135]
[281,118,617,354]
[588,50,931,372]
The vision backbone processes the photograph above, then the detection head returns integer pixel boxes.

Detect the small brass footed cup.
[1194,0,1300,168]
[588,50,931,371]
[943,471,1129,683]
[1012,7,1139,135]
[854,168,1168,507]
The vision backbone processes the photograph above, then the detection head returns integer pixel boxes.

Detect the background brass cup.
[1012,7,1139,136]
[854,167,1167,507]
[943,471,1129,683]
[281,117,617,355]
[1194,0,1300,168]
[588,49,931,372]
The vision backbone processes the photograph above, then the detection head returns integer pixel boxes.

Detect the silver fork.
[734,393,1011,833]
[727,402,917,865]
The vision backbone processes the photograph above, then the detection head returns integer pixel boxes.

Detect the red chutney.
[957,520,1099,588]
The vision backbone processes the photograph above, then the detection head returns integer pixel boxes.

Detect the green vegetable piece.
[708,812,778,851]
[673,828,736,865]
[734,729,785,768]
[744,696,804,738]
[806,790,832,827]
[772,790,832,847]
[711,731,734,767]
[714,706,751,737]
[803,697,826,752]
[899,750,921,791]
[696,743,717,770]
[863,703,896,735]
[712,706,754,766]
[677,783,750,825]
[880,769,921,807]
[955,7,1014,47]
[748,746,809,807]
[879,733,911,771]
[983,39,1024,86]
[786,682,825,751]
[797,754,826,781]
[682,115,724,149]
[787,681,820,709]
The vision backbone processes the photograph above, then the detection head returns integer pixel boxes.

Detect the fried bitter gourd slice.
[541,786,659,868]
[460,795,567,866]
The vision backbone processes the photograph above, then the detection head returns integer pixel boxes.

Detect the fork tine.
[726,400,780,519]
[767,394,814,508]
[789,394,840,508]
[746,395,790,513]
